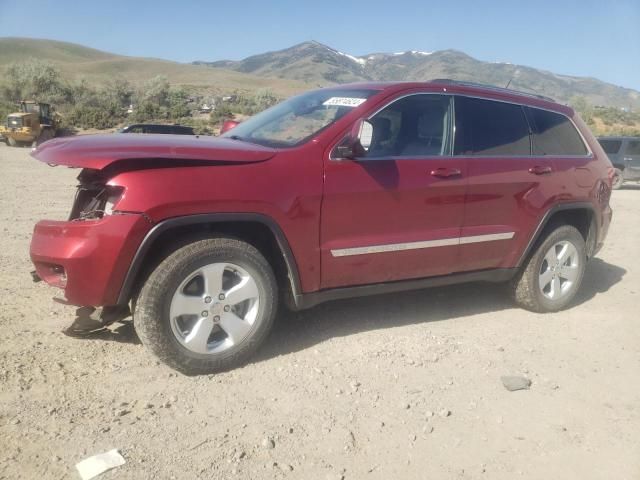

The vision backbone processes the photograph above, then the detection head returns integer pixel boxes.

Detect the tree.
[254,88,279,111]
[210,104,234,124]
[168,87,191,119]
[139,75,170,105]
[0,58,70,103]
[570,95,593,124]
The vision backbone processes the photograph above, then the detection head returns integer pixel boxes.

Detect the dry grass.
[0,37,309,96]
[589,116,640,137]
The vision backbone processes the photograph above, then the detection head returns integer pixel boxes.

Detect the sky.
[1,0,639,90]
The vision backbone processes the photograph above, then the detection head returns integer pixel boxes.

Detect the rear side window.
[598,139,622,154]
[625,140,640,155]
[454,97,530,156]
[526,107,588,156]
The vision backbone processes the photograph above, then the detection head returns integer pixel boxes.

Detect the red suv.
[30,81,613,374]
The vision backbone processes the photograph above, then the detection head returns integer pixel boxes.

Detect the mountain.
[196,41,368,85]
[0,37,307,96]
[2,37,637,109]
[197,41,640,109]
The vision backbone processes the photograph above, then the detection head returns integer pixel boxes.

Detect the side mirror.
[332,119,373,160]
[220,119,239,134]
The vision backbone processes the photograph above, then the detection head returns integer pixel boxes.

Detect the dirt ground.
[0,144,638,480]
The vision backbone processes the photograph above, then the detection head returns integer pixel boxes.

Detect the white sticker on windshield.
[322,97,367,107]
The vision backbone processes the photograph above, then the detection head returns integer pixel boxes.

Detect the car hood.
[31,133,277,169]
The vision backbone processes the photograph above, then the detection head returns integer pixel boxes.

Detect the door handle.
[528,165,553,175]
[430,167,462,178]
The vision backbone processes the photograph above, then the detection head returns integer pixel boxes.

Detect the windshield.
[7,116,23,128]
[221,88,377,147]
[21,103,40,114]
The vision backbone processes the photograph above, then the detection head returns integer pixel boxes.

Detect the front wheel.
[511,225,586,313]
[134,237,277,374]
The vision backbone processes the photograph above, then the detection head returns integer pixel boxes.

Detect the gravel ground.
[1,144,639,480]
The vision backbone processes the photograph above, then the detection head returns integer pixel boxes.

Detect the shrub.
[210,104,234,124]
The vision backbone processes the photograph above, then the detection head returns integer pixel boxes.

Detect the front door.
[320,93,467,289]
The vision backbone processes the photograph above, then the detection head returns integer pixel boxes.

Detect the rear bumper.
[30,213,151,306]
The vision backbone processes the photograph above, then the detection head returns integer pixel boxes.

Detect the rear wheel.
[611,168,624,190]
[511,225,586,312]
[134,237,277,374]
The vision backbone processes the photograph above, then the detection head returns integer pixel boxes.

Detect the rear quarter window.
[625,140,640,156]
[526,107,588,156]
[598,139,622,154]
[454,96,530,156]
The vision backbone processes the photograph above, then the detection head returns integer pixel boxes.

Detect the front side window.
[454,96,530,156]
[625,140,640,156]
[526,107,588,156]
[598,139,622,154]
[221,88,377,148]
[363,94,452,158]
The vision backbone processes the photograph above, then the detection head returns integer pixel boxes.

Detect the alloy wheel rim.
[169,262,260,354]
[538,240,580,300]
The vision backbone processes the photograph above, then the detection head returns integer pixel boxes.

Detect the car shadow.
[572,257,626,304]
[254,257,626,363]
[65,258,626,366]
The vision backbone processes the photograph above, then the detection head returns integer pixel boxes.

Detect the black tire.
[611,168,624,190]
[35,128,54,147]
[7,136,17,147]
[510,225,586,313]
[134,237,277,375]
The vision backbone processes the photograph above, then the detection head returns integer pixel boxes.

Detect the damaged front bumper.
[30,213,151,307]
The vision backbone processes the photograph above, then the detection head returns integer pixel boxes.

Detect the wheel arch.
[516,202,598,267]
[116,213,302,307]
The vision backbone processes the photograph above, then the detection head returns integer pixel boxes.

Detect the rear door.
[320,93,467,289]
[454,96,552,271]
[623,139,640,180]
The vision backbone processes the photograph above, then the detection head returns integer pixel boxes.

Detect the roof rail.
[430,79,555,102]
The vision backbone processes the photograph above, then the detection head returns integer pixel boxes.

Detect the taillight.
[607,166,615,188]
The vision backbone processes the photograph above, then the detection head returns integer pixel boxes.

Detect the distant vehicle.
[220,119,239,134]
[597,136,640,189]
[118,124,195,135]
[0,101,58,147]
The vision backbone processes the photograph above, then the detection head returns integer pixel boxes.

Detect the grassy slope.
[0,37,309,95]
[589,116,640,136]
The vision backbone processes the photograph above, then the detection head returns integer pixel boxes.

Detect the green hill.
[0,37,308,96]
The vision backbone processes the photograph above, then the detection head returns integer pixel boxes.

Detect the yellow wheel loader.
[0,101,58,147]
